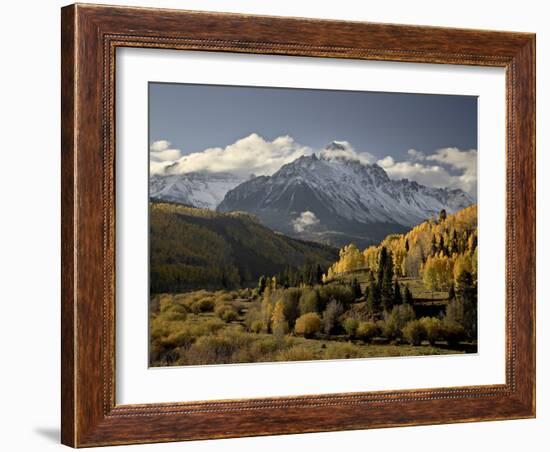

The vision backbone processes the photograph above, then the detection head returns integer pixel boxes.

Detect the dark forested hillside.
[150,201,338,293]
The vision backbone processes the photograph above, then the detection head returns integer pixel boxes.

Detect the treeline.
[322,205,478,339]
[324,205,477,286]
[149,202,337,293]
[244,273,473,348]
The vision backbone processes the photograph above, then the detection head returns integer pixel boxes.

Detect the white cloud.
[150,140,182,164]
[378,147,477,196]
[151,133,313,177]
[292,211,320,233]
[377,156,395,167]
[407,148,425,160]
[150,140,171,152]
[149,135,477,197]
[320,141,374,164]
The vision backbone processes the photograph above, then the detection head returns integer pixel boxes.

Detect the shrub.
[342,317,359,338]
[191,297,215,313]
[380,304,416,340]
[402,320,427,346]
[356,321,380,343]
[419,317,444,345]
[244,303,262,330]
[324,342,362,360]
[322,299,344,334]
[276,346,316,362]
[250,320,263,334]
[294,312,322,338]
[215,305,238,322]
[299,288,319,315]
[161,308,187,322]
[318,285,354,308]
[442,321,466,346]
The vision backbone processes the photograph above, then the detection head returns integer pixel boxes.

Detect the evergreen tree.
[393,279,402,305]
[405,238,410,253]
[316,264,324,285]
[448,283,456,301]
[403,284,413,305]
[258,275,266,295]
[366,280,380,315]
[439,209,447,223]
[377,247,388,287]
[451,230,459,255]
[439,235,446,256]
[431,235,437,256]
[380,250,394,312]
[351,278,362,299]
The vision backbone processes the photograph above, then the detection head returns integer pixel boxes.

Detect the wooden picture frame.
[61,3,535,447]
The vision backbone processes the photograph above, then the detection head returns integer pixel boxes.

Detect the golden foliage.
[324,205,477,293]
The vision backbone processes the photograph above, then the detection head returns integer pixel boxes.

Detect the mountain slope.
[150,172,244,210]
[218,144,474,248]
[150,201,338,293]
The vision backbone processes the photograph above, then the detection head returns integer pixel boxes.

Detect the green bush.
[294,312,322,338]
[402,320,427,346]
[442,321,466,346]
[318,284,354,308]
[322,299,344,334]
[356,321,380,343]
[299,288,319,315]
[280,287,302,328]
[380,304,416,340]
[419,317,444,345]
[342,317,359,338]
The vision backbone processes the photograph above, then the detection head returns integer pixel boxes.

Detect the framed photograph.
[61,3,535,447]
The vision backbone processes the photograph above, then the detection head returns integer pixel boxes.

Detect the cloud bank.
[150,134,313,178]
[150,135,477,197]
[377,147,477,196]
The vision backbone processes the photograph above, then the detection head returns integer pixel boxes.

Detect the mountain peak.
[325,141,349,151]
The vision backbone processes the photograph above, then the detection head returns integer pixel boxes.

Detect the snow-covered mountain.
[150,172,244,210]
[217,143,474,248]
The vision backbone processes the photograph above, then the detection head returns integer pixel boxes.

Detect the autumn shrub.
[324,342,363,359]
[322,299,344,334]
[380,304,416,340]
[190,297,215,313]
[244,303,262,330]
[318,284,354,308]
[275,346,316,362]
[299,288,319,315]
[280,287,302,328]
[250,320,263,334]
[442,321,466,346]
[356,321,380,343]
[182,330,252,365]
[342,317,359,338]
[215,305,238,322]
[161,308,188,322]
[402,320,427,346]
[294,312,322,338]
[419,317,444,345]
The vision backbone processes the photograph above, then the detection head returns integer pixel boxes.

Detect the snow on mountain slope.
[149,172,244,210]
[217,143,474,247]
